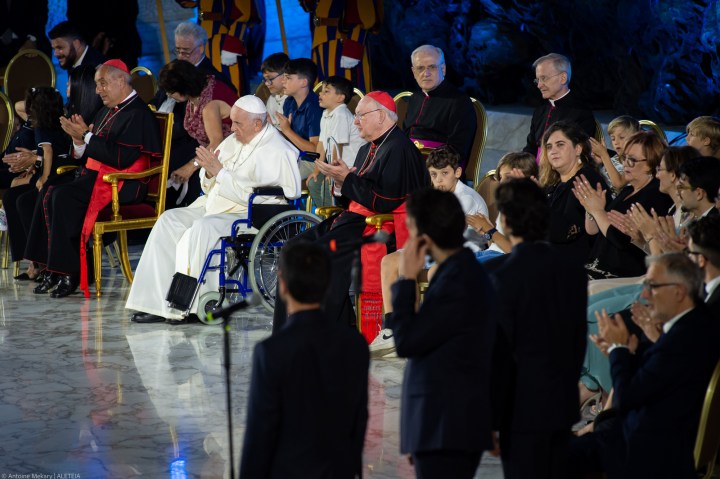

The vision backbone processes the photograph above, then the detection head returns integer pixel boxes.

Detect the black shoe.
[167,314,200,326]
[132,313,166,323]
[50,274,79,298]
[33,272,59,294]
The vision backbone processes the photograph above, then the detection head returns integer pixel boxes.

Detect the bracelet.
[586,212,595,222]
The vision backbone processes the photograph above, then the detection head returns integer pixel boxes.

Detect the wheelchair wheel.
[248,210,321,312]
[197,291,223,325]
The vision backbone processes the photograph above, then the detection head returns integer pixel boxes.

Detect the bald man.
[127,95,302,324]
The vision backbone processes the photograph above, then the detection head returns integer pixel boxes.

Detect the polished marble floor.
[0,251,503,478]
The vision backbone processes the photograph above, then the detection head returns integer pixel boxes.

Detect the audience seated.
[685,116,720,159]
[156,21,234,209]
[275,58,323,180]
[540,121,610,266]
[48,21,106,71]
[676,156,720,220]
[3,88,68,281]
[126,96,301,324]
[26,60,162,299]
[402,44,476,171]
[387,188,495,479]
[307,76,366,207]
[589,115,639,193]
[570,253,720,479]
[373,146,487,357]
[524,53,596,158]
[273,91,428,333]
[489,178,587,479]
[688,215,720,316]
[260,52,290,130]
[469,151,538,263]
[575,131,673,279]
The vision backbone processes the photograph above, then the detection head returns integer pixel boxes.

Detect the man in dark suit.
[587,253,719,478]
[523,53,596,156]
[48,21,106,71]
[240,242,369,479]
[688,215,720,314]
[490,178,587,479]
[387,188,495,479]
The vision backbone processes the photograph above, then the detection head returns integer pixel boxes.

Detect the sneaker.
[369,329,396,358]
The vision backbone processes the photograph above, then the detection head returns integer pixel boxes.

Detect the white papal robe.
[125,124,301,319]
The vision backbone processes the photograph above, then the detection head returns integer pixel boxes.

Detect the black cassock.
[25,94,162,275]
[273,126,429,332]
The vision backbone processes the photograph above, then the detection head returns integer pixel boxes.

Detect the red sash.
[79,155,150,298]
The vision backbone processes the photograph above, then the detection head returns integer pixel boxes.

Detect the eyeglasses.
[263,73,282,85]
[412,64,440,75]
[174,45,200,57]
[675,182,695,191]
[533,72,563,85]
[354,108,381,121]
[641,281,682,291]
[623,156,648,167]
[685,249,704,257]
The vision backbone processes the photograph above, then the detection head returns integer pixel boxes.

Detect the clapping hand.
[572,174,607,214]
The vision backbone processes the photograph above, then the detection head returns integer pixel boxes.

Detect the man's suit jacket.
[388,248,495,454]
[609,306,719,478]
[491,241,588,433]
[79,46,107,68]
[523,90,596,154]
[240,309,369,479]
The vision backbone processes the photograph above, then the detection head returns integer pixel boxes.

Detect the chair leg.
[105,245,117,268]
[1,230,9,269]
[13,260,20,277]
[117,231,134,283]
[93,232,103,297]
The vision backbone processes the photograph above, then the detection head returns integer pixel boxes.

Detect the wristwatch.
[483,227,497,241]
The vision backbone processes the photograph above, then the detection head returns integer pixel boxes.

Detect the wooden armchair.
[3,49,56,105]
[695,359,720,478]
[130,66,158,104]
[91,111,173,295]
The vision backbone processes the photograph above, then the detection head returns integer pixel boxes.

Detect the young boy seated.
[468,151,538,262]
[589,115,639,192]
[371,146,488,356]
[274,58,323,180]
[306,76,366,207]
[260,52,290,130]
[685,116,720,159]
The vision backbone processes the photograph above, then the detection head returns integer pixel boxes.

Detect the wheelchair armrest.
[253,187,285,196]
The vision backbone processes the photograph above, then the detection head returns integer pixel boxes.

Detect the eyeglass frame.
[354,108,382,121]
[533,72,564,85]
[623,156,648,168]
[174,44,202,57]
[411,64,441,75]
[641,280,682,291]
[263,73,283,85]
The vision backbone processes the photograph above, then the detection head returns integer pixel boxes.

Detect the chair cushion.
[97,203,157,222]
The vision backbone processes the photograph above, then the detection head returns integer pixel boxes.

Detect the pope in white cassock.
[126,95,302,323]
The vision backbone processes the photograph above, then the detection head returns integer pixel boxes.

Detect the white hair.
[366,97,398,123]
[175,21,208,47]
[533,53,572,84]
[411,45,445,67]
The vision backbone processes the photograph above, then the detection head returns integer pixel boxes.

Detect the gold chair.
[254,82,271,104]
[475,169,499,224]
[694,358,720,479]
[3,49,56,105]
[347,88,364,114]
[393,91,412,129]
[90,111,174,296]
[639,119,668,143]
[130,67,158,105]
[465,97,489,186]
[0,91,13,152]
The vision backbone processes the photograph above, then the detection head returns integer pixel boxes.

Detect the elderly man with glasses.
[524,53,597,158]
[402,44,477,172]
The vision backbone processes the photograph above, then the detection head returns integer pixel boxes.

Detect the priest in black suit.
[523,53,596,156]
[388,188,495,479]
[240,242,369,479]
[490,178,588,479]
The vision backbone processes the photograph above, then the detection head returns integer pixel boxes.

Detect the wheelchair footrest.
[166,272,198,311]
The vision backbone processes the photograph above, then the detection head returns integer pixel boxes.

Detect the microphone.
[204,294,262,324]
[298,151,321,162]
[329,230,390,252]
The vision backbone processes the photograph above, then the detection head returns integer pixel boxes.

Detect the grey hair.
[175,21,208,47]
[411,45,445,67]
[248,111,267,126]
[645,253,704,304]
[104,65,132,85]
[366,97,398,123]
[533,53,572,84]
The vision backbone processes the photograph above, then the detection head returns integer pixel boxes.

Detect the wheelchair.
[186,187,321,323]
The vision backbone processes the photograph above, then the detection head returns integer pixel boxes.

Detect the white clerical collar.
[662,307,693,334]
[243,123,269,148]
[117,91,138,107]
[74,45,89,68]
[706,276,720,300]
[194,55,206,67]
[549,89,571,107]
